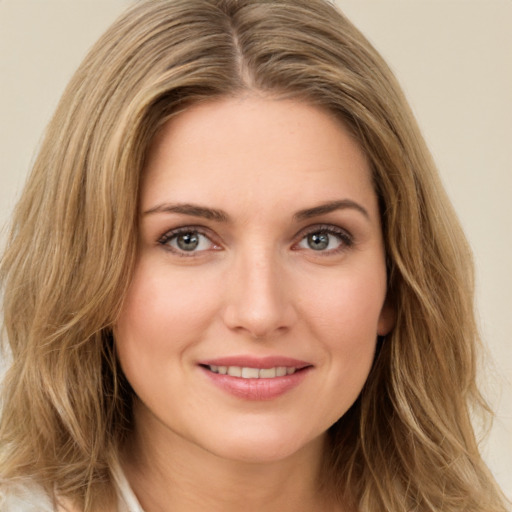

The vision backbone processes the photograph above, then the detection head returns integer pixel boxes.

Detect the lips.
[198,356,312,400]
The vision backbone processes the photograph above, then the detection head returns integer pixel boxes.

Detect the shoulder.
[0,474,132,512]
[0,479,55,511]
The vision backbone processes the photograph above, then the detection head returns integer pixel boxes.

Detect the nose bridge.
[222,241,295,338]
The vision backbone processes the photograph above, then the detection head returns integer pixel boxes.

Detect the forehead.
[141,95,376,218]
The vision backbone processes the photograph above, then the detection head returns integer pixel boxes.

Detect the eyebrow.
[293,199,369,221]
[143,199,369,222]
[143,203,229,222]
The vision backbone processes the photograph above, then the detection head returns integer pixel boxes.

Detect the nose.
[222,248,297,339]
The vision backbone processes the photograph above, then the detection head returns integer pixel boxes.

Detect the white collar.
[111,464,145,512]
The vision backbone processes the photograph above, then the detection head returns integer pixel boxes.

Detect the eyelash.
[157,224,354,256]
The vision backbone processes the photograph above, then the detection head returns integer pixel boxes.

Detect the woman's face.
[115,96,393,464]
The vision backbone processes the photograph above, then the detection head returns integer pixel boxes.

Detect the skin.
[115,95,394,512]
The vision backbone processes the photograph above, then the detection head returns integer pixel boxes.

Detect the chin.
[197,425,325,465]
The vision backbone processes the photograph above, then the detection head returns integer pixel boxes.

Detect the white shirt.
[0,466,144,512]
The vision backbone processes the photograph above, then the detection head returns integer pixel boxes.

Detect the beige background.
[1,0,510,500]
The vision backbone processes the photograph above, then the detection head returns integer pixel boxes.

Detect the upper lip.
[198,355,312,369]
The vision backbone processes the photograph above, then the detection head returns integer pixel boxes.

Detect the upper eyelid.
[158,225,216,243]
[295,223,353,239]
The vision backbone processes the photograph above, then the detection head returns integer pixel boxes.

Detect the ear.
[377,297,395,336]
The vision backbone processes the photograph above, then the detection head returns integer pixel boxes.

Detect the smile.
[207,365,297,378]
[199,358,312,400]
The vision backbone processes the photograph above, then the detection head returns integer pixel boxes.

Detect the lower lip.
[200,366,311,400]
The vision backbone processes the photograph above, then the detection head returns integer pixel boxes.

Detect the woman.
[0,0,509,511]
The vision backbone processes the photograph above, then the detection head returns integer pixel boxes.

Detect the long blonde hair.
[0,0,508,510]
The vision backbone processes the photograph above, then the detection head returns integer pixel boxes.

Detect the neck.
[121,402,343,512]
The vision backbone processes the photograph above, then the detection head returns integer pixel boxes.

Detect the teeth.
[227,366,242,377]
[207,365,297,379]
[276,367,287,377]
[259,368,276,378]
[241,367,260,378]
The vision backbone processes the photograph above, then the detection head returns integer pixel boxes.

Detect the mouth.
[202,365,301,379]
[198,358,313,400]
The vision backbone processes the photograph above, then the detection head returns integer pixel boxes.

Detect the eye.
[158,228,218,254]
[296,226,353,253]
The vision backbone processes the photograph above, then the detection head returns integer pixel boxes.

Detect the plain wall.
[1,0,510,500]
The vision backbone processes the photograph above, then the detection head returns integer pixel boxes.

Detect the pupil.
[177,232,199,251]
[308,232,329,250]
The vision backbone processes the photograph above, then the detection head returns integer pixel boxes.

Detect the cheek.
[300,264,387,340]
[114,259,221,368]
[298,266,386,399]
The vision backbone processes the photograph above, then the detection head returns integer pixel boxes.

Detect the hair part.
[0,1,508,511]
